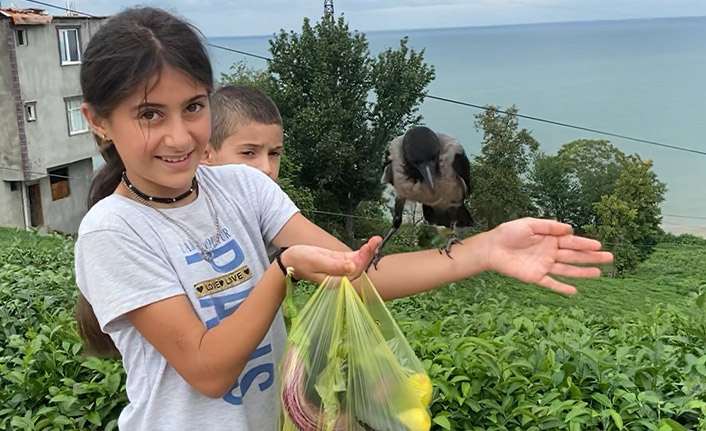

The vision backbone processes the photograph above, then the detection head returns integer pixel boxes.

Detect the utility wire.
[2,166,702,247]
[5,164,705,226]
[208,43,706,157]
[19,0,96,17]
[0,165,81,181]
[20,0,706,157]
[11,0,706,237]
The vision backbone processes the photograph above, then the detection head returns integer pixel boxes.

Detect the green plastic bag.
[280,274,432,431]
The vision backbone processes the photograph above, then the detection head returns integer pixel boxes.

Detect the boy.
[202,85,283,181]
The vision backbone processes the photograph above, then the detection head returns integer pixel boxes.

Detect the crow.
[370,126,473,268]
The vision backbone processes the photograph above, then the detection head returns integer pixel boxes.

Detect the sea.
[207,16,706,235]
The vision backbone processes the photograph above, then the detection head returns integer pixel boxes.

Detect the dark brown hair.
[209,85,282,151]
[77,7,213,356]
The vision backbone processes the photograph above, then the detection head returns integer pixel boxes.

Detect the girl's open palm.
[486,218,613,294]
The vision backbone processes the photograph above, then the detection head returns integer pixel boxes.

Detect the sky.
[10,0,706,37]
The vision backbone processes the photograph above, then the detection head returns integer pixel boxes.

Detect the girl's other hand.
[281,236,382,283]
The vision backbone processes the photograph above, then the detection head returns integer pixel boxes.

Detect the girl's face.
[86,66,211,199]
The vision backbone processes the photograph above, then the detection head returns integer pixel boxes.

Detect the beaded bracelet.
[274,247,299,282]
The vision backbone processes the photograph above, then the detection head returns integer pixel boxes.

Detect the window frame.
[48,166,71,201]
[56,26,82,66]
[64,96,88,135]
[24,101,37,122]
[16,28,27,46]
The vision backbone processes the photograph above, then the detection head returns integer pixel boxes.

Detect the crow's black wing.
[452,150,471,198]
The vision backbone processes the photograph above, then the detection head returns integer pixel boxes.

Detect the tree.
[218,59,273,93]
[557,139,626,230]
[278,156,316,216]
[370,36,432,154]
[585,156,666,274]
[527,152,580,223]
[267,15,435,238]
[468,106,539,229]
[217,61,315,215]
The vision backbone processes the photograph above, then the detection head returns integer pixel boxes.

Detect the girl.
[75,7,612,430]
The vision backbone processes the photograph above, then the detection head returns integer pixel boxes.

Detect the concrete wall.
[0,180,25,228]
[15,17,101,175]
[39,157,92,234]
[0,20,22,181]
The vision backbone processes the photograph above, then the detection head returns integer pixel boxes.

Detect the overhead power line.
[20,0,706,157]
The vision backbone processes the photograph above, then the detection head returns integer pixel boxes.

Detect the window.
[9,181,19,192]
[25,101,37,122]
[58,27,81,65]
[49,167,70,201]
[65,96,88,135]
[16,28,27,46]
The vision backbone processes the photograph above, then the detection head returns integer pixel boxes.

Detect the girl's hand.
[280,236,382,283]
[485,218,614,294]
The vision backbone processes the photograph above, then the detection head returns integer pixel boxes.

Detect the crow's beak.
[419,161,436,189]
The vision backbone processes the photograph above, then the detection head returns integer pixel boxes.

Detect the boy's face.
[203,122,283,181]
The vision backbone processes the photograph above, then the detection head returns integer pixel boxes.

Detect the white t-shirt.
[74,164,298,430]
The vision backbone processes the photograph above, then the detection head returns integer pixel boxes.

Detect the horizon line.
[207,14,706,39]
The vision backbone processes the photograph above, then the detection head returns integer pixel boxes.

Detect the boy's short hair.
[210,85,282,151]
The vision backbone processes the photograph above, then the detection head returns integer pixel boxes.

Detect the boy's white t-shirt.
[74,164,298,430]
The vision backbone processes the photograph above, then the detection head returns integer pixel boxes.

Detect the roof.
[0,7,104,24]
[0,7,53,25]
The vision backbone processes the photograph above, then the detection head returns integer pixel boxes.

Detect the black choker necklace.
[121,171,197,204]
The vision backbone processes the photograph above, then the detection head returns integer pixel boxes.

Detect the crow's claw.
[367,252,384,271]
[439,235,462,258]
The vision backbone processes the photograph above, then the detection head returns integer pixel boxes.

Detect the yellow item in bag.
[280,274,432,431]
[408,374,433,407]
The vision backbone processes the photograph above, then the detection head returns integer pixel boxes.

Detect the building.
[0,7,104,234]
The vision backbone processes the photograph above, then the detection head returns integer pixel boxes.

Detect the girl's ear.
[201,144,215,165]
[81,103,110,140]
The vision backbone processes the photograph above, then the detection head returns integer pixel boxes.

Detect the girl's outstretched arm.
[365,218,612,299]
[273,216,613,300]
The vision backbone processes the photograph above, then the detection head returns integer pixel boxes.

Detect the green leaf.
[641,391,661,404]
[607,409,623,430]
[433,415,452,430]
[684,399,706,411]
[35,406,56,416]
[461,381,471,398]
[86,411,101,426]
[106,372,122,393]
[564,407,587,422]
[591,393,612,408]
[53,416,72,426]
[661,419,687,431]
[50,394,77,405]
[696,293,706,309]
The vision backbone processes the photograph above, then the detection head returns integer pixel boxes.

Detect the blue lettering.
[199,288,253,329]
[222,362,275,405]
[185,239,244,273]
